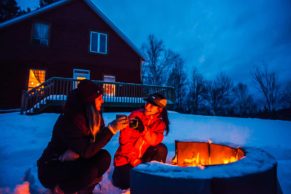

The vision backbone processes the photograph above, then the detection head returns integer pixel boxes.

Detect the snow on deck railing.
[21,77,175,114]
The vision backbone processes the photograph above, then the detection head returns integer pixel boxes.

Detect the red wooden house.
[0,0,146,109]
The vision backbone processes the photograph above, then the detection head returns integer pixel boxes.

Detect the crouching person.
[112,93,170,190]
[37,80,128,194]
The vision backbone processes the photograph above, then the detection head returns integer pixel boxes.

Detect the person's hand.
[108,116,129,134]
[59,149,80,162]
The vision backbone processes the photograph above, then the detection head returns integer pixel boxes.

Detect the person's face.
[95,95,104,111]
[144,102,162,116]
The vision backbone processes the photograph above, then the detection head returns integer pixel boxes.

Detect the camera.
[129,118,138,129]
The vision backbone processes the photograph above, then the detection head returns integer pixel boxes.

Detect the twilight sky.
[16,0,291,85]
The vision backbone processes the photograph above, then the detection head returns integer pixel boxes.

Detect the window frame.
[89,31,108,54]
[31,22,50,47]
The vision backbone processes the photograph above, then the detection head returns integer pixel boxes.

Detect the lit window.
[32,22,49,46]
[103,75,115,96]
[90,31,108,54]
[28,69,46,90]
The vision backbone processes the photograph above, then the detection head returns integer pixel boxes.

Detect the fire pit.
[173,140,245,166]
[130,141,282,194]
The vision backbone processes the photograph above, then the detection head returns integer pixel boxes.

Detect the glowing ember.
[172,141,245,167]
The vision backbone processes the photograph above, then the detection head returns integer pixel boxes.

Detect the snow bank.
[0,111,290,193]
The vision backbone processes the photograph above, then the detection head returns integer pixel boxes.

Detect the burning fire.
[172,140,245,167]
[182,152,239,166]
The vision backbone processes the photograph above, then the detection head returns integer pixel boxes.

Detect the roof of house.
[0,0,144,60]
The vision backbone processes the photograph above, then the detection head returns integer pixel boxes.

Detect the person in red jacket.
[37,80,128,194]
[112,93,170,190]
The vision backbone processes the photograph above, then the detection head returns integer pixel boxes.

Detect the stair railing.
[21,77,175,114]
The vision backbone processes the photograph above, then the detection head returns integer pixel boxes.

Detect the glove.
[108,116,129,134]
[134,117,144,132]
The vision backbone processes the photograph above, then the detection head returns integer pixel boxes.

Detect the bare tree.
[207,73,233,115]
[40,0,59,7]
[188,67,208,114]
[280,80,291,109]
[252,65,279,112]
[167,56,187,111]
[0,0,19,22]
[232,83,257,116]
[142,35,178,85]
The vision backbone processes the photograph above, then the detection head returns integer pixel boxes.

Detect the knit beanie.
[77,79,103,103]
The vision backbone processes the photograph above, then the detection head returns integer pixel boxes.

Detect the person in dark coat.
[37,79,128,194]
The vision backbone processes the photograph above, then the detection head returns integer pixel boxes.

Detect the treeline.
[141,35,291,120]
[0,0,59,23]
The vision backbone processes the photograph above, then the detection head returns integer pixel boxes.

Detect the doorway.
[103,75,116,96]
[73,69,90,88]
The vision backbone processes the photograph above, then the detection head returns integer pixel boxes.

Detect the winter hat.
[144,93,167,108]
[77,79,103,103]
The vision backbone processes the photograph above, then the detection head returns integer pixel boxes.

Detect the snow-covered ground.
[0,111,290,194]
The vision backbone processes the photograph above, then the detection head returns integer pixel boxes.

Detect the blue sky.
[16,0,291,85]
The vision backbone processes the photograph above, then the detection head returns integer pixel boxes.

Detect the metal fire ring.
[130,146,282,194]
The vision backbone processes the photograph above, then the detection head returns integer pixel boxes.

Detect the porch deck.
[21,77,175,114]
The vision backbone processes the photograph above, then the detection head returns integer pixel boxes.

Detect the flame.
[173,141,244,167]
[183,152,203,166]
[223,156,237,164]
[182,152,239,167]
[172,155,177,164]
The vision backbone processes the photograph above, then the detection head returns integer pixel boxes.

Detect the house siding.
[0,0,142,108]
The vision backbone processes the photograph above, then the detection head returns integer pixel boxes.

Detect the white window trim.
[103,75,116,82]
[90,31,108,54]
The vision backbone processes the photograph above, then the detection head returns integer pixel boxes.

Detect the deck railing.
[21,77,175,114]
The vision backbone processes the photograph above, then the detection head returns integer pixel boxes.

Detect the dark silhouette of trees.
[188,68,208,114]
[0,0,20,23]
[232,83,257,116]
[40,0,60,7]
[142,35,179,85]
[252,65,279,112]
[18,8,32,16]
[140,35,288,120]
[207,73,233,115]
[142,35,187,111]
[280,80,291,109]
[167,56,187,111]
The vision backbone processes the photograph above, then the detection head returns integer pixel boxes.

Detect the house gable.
[0,0,144,60]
